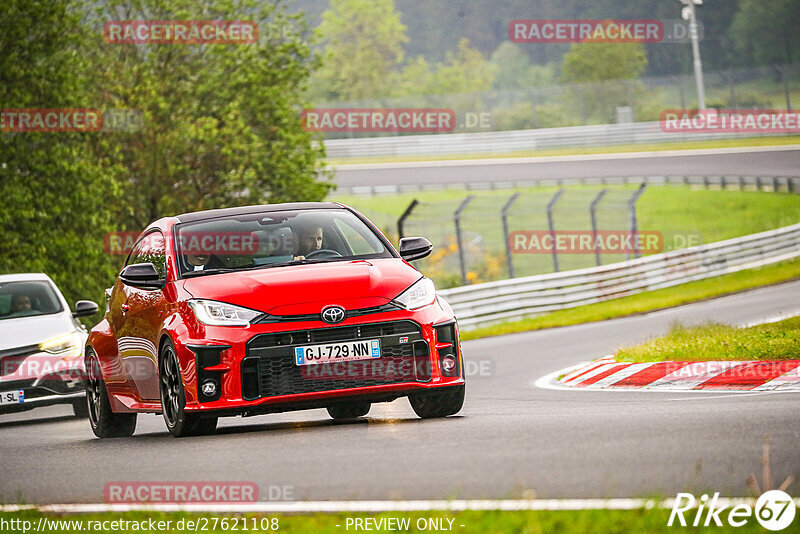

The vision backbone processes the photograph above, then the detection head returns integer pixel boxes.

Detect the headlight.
[188,299,261,326]
[39,332,82,359]
[393,277,436,310]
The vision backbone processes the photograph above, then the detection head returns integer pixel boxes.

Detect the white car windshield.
[0,281,64,320]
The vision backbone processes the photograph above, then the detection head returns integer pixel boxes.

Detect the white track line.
[5,498,800,513]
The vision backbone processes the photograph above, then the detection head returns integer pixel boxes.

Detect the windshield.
[0,280,64,320]
[174,208,394,277]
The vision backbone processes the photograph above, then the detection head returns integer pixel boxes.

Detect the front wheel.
[86,350,137,438]
[408,385,464,419]
[159,340,214,437]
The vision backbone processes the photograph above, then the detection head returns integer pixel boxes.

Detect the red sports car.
[85,202,465,438]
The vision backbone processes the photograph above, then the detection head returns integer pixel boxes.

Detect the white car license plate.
[295,339,381,366]
[0,390,24,405]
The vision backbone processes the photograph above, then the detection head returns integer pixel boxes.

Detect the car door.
[115,231,168,401]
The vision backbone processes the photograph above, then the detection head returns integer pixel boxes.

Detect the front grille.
[0,345,39,377]
[242,320,430,400]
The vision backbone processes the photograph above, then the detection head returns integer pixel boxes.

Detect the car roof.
[172,202,345,224]
[0,273,54,284]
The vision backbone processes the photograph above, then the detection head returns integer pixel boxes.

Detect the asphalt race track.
[333,147,800,189]
[2,280,799,504]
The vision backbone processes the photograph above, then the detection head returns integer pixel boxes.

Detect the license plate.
[0,390,24,405]
[295,339,381,366]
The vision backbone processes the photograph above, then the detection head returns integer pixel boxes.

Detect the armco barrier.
[438,222,800,330]
[324,121,796,159]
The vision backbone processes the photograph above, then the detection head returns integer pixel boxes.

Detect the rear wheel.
[86,350,137,438]
[327,401,370,420]
[409,385,464,419]
[159,340,215,437]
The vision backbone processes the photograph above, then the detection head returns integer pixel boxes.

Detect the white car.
[0,273,98,416]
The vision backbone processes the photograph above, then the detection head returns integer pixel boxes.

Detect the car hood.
[180,258,422,315]
[0,312,78,352]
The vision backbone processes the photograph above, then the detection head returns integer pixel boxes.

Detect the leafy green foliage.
[89,0,332,230]
[309,0,408,101]
[731,0,800,66]
[0,0,121,312]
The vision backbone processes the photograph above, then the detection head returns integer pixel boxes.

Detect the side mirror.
[73,300,99,318]
[119,263,164,290]
[399,237,433,262]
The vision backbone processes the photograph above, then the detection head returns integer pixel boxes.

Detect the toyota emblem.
[321,305,346,324]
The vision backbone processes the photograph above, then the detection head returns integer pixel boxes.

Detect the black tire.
[72,397,89,418]
[86,350,137,438]
[159,339,207,437]
[327,401,370,420]
[408,385,464,419]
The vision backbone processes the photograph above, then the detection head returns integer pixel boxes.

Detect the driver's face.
[300,228,323,254]
[11,296,31,312]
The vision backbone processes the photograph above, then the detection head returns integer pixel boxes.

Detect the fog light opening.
[441,355,457,373]
[201,380,217,397]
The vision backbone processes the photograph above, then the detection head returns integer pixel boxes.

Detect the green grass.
[460,256,800,341]
[1,509,789,533]
[616,316,800,363]
[325,135,800,165]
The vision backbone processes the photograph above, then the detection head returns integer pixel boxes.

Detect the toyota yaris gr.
[0,273,99,417]
[86,202,465,438]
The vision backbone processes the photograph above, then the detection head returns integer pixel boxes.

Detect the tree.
[0,0,120,310]
[309,0,408,101]
[88,0,332,230]
[731,0,799,66]
[490,42,555,91]
[561,42,648,124]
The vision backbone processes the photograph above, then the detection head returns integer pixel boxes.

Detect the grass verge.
[0,509,780,533]
[326,136,800,166]
[460,256,800,341]
[616,316,800,363]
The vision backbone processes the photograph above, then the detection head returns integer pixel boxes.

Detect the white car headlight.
[393,277,436,310]
[39,332,82,359]
[188,299,262,326]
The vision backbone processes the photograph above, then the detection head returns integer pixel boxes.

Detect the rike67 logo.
[668,491,796,530]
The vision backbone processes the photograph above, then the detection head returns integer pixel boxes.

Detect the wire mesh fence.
[398,186,650,288]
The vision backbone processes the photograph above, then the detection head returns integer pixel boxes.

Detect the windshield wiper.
[182,268,238,278]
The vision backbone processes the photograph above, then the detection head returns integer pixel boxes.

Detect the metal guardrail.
[340,175,800,196]
[439,222,800,330]
[325,121,795,159]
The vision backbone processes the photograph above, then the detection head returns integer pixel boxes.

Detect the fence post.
[546,190,565,272]
[397,199,419,240]
[454,196,474,286]
[590,189,608,267]
[501,192,521,278]
[628,183,647,259]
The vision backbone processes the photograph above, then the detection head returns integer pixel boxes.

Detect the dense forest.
[291,0,798,76]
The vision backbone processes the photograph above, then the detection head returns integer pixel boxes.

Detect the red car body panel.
[87,203,464,418]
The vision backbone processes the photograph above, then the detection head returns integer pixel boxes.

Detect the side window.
[125,231,167,280]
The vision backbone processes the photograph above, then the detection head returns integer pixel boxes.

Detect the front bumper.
[172,302,464,415]
[0,348,86,413]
